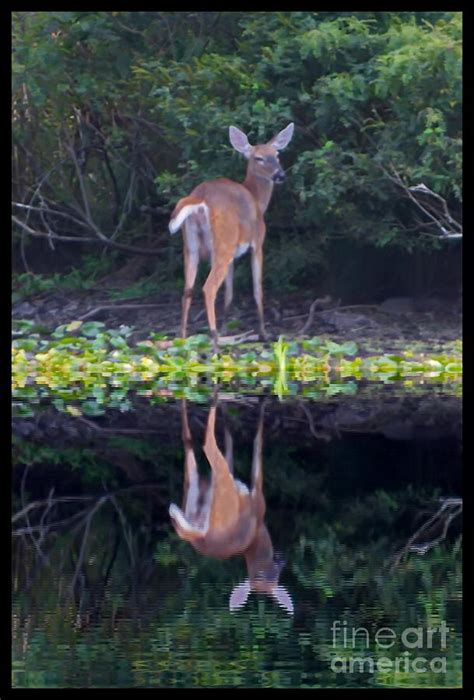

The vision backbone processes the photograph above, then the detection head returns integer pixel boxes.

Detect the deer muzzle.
[272,169,286,184]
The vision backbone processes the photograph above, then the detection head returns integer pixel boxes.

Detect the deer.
[168,123,295,351]
[169,399,294,614]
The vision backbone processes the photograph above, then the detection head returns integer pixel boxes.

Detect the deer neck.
[243,168,274,214]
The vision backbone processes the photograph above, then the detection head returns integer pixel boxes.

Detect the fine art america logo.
[330,620,450,674]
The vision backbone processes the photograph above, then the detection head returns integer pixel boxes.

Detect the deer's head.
[229,123,294,184]
[229,548,293,615]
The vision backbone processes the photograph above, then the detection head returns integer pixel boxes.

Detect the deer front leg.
[251,245,267,341]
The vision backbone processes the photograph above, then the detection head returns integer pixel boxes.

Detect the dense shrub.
[12,12,462,288]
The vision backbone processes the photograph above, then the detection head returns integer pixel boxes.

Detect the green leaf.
[81,322,106,338]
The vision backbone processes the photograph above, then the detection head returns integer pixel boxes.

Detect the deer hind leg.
[217,402,235,473]
[204,211,238,349]
[251,244,267,340]
[181,222,199,338]
[203,257,233,351]
[220,262,234,334]
[203,406,239,510]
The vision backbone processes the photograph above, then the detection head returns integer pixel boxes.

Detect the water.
[12,390,462,688]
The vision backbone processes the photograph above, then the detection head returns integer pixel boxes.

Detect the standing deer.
[168,123,295,350]
[169,399,294,614]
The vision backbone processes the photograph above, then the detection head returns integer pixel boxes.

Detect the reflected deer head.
[169,399,293,615]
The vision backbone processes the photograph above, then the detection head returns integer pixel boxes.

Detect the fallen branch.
[286,303,378,322]
[78,303,168,321]
[297,400,332,442]
[219,331,258,344]
[76,416,160,435]
[297,295,333,336]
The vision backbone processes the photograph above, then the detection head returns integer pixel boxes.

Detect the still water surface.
[12,391,462,688]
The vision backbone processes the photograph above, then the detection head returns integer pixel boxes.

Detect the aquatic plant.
[12,320,462,414]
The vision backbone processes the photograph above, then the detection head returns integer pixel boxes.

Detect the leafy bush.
[12,12,462,289]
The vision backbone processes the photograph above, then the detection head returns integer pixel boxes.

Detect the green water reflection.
[12,396,462,688]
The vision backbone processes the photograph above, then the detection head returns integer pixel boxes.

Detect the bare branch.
[297,400,332,441]
[13,201,94,230]
[13,215,104,244]
[407,182,462,236]
[110,170,136,241]
[351,115,462,240]
[389,498,462,569]
[111,15,146,35]
[12,495,96,523]
[77,302,169,321]
[297,295,333,336]
[69,495,109,596]
[12,215,169,256]
[66,141,107,241]
[388,168,462,238]
[37,195,56,251]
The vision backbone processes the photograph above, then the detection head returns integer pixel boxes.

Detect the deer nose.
[272,169,285,183]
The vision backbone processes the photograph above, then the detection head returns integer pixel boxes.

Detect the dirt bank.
[12,287,462,355]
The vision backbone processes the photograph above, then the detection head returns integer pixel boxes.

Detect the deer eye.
[254,156,265,162]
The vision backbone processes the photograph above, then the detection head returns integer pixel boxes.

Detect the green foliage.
[12,435,114,483]
[12,254,116,302]
[107,277,162,300]
[12,271,93,299]
[12,321,462,414]
[12,12,462,288]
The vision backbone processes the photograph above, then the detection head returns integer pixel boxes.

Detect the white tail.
[169,399,293,615]
[169,123,295,350]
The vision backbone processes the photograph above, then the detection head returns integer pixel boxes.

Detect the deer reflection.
[169,399,293,614]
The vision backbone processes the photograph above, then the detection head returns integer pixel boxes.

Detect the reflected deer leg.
[203,406,237,496]
[180,400,199,518]
[218,403,234,474]
[224,425,234,475]
[251,399,265,500]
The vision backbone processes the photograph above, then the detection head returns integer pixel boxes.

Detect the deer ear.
[271,585,294,615]
[229,579,251,611]
[229,126,253,158]
[269,123,294,151]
